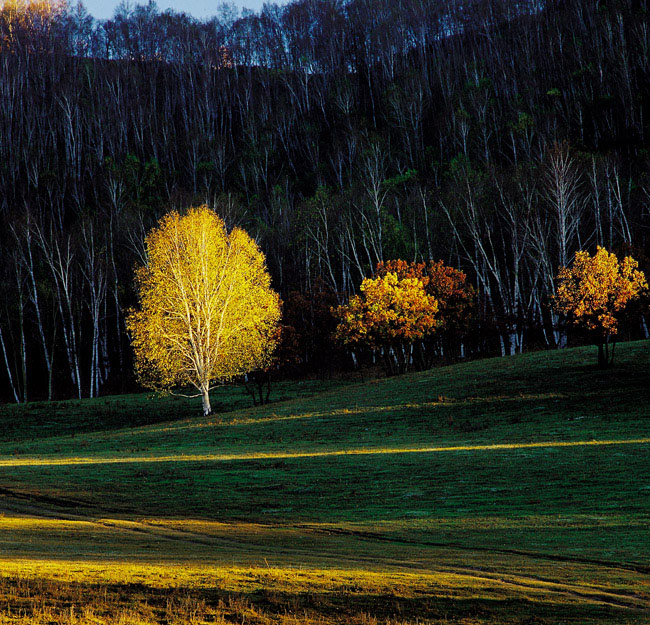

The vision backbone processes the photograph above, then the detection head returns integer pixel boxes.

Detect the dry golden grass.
[0,555,647,625]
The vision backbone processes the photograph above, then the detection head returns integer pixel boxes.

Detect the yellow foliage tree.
[553,246,647,367]
[126,206,281,415]
[0,0,66,51]
[334,271,439,375]
[375,259,475,366]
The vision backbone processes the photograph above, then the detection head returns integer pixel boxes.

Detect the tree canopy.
[335,268,439,375]
[126,206,281,415]
[553,247,647,368]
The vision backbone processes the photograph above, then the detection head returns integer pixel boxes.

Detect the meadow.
[0,342,649,624]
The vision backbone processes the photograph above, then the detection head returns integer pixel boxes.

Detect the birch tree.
[126,206,281,416]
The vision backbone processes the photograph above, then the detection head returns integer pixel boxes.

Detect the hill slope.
[0,342,649,624]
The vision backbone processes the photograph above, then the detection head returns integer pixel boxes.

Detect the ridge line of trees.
[1,0,650,401]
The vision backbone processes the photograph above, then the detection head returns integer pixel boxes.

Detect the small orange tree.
[553,246,647,368]
[376,259,475,365]
[126,206,281,415]
[334,270,439,375]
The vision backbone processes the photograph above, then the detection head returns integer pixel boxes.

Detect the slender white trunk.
[81,222,107,398]
[550,311,567,349]
[23,230,53,399]
[508,332,518,356]
[38,232,82,399]
[642,316,649,340]
[14,257,28,403]
[0,324,19,403]
[201,385,212,416]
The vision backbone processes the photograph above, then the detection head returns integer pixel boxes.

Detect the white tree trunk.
[201,386,212,417]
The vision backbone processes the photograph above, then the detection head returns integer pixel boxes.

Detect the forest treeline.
[1,0,649,401]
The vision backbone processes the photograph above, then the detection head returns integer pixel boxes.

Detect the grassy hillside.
[0,342,649,624]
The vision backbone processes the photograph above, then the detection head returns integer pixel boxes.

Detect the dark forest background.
[1,0,650,402]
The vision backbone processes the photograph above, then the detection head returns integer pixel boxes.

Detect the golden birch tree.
[126,206,281,415]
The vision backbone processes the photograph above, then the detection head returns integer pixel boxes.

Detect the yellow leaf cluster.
[0,0,64,15]
[334,272,440,347]
[553,246,647,337]
[126,206,281,394]
[0,0,66,42]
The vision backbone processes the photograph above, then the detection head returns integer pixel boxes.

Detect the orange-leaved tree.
[553,246,647,368]
[334,270,439,375]
[376,259,475,365]
[126,206,281,415]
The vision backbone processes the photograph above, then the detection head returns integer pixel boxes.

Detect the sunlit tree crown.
[126,206,281,414]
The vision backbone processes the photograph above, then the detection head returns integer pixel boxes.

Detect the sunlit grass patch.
[1,435,650,468]
[0,557,645,606]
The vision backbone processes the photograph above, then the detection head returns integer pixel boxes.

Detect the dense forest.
[1,0,649,401]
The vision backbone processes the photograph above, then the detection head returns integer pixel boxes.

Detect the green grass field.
[0,342,649,624]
